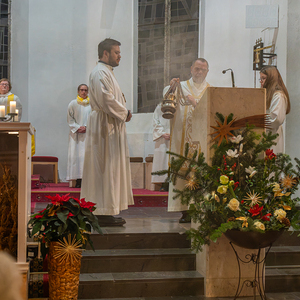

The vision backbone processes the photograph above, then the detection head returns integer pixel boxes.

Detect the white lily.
[229,135,243,144]
[226,149,239,158]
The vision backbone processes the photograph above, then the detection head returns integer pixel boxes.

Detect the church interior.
[1,0,300,299]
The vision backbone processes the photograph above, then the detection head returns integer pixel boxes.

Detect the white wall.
[11,0,137,181]
[200,0,288,88]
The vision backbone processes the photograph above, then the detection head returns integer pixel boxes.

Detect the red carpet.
[31,182,168,212]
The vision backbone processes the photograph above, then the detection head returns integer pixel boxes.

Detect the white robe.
[267,91,287,154]
[80,62,134,215]
[66,99,91,181]
[0,92,22,121]
[151,104,170,183]
[164,78,210,212]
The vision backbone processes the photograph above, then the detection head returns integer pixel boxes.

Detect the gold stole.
[6,94,14,114]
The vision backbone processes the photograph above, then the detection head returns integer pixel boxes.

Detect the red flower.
[234,181,239,190]
[241,200,244,204]
[34,208,46,219]
[248,204,263,217]
[46,193,70,206]
[80,198,96,212]
[261,213,272,221]
[34,214,43,219]
[67,212,74,218]
[265,149,276,160]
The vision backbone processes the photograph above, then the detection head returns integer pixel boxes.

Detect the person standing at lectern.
[66,84,91,188]
[81,38,133,226]
[260,66,290,154]
[164,58,211,222]
[0,78,22,121]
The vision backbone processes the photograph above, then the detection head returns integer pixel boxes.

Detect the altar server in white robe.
[67,84,91,188]
[259,66,290,154]
[151,103,170,191]
[0,78,22,121]
[81,38,133,226]
[164,58,210,222]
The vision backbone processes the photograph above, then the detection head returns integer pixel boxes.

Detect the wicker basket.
[48,241,82,300]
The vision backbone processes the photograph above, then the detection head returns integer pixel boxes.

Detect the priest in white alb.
[66,84,91,188]
[81,38,133,226]
[164,58,210,222]
[151,103,170,191]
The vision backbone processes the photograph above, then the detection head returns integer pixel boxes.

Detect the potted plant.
[28,194,102,300]
[164,113,300,251]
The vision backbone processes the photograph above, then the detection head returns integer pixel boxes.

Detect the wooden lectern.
[0,122,34,300]
[191,87,266,297]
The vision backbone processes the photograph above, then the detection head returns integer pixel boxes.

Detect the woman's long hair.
[260,66,290,114]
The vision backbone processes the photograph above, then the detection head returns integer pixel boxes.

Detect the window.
[0,0,9,79]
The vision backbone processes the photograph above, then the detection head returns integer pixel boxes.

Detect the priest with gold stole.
[163,58,210,222]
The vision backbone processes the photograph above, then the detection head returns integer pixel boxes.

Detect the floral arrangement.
[165,113,300,251]
[28,194,102,257]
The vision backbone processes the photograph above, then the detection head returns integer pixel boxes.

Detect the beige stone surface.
[130,162,145,189]
[145,162,155,190]
[191,87,266,297]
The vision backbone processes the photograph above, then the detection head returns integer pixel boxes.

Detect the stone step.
[266,266,300,292]
[78,271,204,299]
[267,246,300,266]
[81,248,196,273]
[273,231,300,246]
[88,232,190,250]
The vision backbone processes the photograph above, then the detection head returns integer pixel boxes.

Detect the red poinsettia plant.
[28,194,102,257]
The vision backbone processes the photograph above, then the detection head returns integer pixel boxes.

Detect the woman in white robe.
[66,84,91,185]
[260,66,290,154]
[151,103,170,187]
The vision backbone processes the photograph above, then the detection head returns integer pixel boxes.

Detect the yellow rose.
[228,198,240,211]
[220,175,229,185]
[274,209,286,221]
[254,221,265,231]
[217,185,228,194]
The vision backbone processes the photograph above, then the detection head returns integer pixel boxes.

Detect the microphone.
[222,68,235,88]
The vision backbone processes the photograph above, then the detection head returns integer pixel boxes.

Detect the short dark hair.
[192,58,209,69]
[77,84,88,92]
[98,38,121,59]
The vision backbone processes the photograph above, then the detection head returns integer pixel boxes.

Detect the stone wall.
[138,0,199,113]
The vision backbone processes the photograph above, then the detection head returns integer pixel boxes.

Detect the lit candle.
[15,109,19,121]
[10,101,16,113]
[0,105,5,117]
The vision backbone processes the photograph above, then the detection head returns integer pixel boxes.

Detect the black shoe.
[96,215,126,227]
[75,179,82,188]
[179,211,191,223]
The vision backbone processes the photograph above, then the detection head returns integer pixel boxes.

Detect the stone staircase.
[78,231,300,299]
[78,232,204,299]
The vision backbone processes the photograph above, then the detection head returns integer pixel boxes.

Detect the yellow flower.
[220,175,229,185]
[254,221,265,231]
[236,217,248,228]
[217,185,228,194]
[229,180,235,186]
[228,198,240,211]
[274,209,286,222]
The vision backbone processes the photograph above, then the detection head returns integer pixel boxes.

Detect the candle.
[10,101,16,113]
[15,109,19,121]
[0,105,5,117]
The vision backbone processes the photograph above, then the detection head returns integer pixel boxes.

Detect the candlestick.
[10,101,16,113]
[15,109,19,121]
[0,105,5,117]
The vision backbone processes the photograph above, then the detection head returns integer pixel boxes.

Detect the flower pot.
[48,241,82,300]
[224,229,284,249]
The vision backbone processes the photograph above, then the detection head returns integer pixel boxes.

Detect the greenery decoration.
[28,194,102,257]
[0,164,18,257]
[161,113,300,252]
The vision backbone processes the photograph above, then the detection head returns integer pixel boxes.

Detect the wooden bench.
[31,156,58,184]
